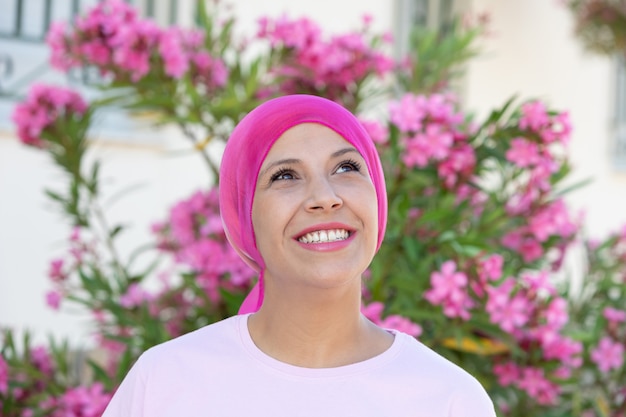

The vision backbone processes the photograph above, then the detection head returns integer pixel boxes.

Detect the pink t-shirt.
[102,314,496,416]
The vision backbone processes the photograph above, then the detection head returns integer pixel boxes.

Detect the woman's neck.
[247,286,393,368]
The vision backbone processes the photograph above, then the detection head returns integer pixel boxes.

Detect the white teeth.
[298,229,350,244]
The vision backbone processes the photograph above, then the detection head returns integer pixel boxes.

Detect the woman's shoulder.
[396,333,495,417]
[140,314,243,365]
[393,332,494,401]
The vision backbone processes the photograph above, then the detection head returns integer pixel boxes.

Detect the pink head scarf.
[219,95,387,314]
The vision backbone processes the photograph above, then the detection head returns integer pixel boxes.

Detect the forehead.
[265,123,354,157]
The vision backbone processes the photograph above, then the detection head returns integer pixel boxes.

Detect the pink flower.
[418,124,453,159]
[380,315,422,337]
[522,270,556,296]
[519,238,544,263]
[119,283,153,308]
[529,157,557,192]
[541,111,572,144]
[191,52,228,89]
[603,307,626,323]
[257,14,391,102]
[389,94,426,133]
[47,0,138,72]
[111,19,161,81]
[517,367,558,405]
[79,40,112,66]
[540,333,582,368]
[486,278,531,333]
[69,227,81,242]
[542,297,568,329]
[155,189,255,292]
[0,355,8,394]
[437,144,476,188]
[12,84,88,147]
[53,383,112,417]
[591,337,624,373]
[47,259,66,282]
[30,346,54,376]
[502,229,524,250]
[46,22,80,70]
[505,137,541,168]
[528,199,576,242]
[159,28,190,78]
[478,254,504,281]
[361,301,385,321]
[401,123,454,169]
[45,290,62,310]
[517,367,560,405]
[519,101,549,132]
[359,119,389,144]
[493,361,520,386]
[424,261,473,320]
[258,15,321,49]
[505,189,539,216]
[401,133,431,168]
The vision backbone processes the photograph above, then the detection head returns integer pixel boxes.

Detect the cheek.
[251,192,290,252]
[251,197,268,251]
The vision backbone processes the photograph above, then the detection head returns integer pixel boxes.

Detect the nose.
[305,176,343,212]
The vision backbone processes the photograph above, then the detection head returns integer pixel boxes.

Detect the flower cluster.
[153,189,255,303]
[489,271,583,405]
[501,102,577,264]
[424,260,474,320]
[47,0,227,87]
[42,383,111,417]
[44,227,95,311]
[423,253,583,406]
[0,341,68,416]
[257,14,394,108]
[388,93,476,190]
[11,84,88,148]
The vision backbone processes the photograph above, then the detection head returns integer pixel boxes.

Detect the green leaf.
[44,189,67,204]
[109,225,125,239]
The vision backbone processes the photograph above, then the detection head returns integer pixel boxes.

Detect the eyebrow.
[258,147,360,179]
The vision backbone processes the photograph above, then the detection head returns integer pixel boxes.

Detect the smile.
[297,229,350,244]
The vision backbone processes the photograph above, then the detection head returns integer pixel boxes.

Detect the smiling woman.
[102,95,496,417]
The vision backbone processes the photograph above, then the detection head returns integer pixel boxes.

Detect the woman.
[103,95,496,416]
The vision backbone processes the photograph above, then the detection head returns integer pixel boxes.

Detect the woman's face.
[251,123,378,293]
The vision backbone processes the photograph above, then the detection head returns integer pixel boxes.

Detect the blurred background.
[0,0,625,347]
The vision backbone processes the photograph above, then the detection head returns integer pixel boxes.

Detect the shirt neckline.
[236,313,405,379]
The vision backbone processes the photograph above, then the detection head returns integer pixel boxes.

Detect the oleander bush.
[1,1,624,416]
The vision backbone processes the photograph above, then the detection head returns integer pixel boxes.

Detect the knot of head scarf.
[219,94,387,314]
